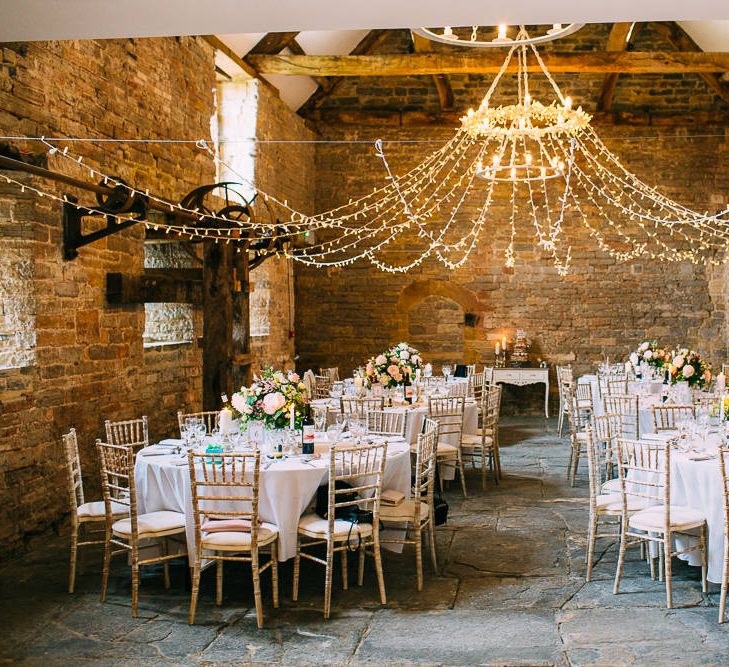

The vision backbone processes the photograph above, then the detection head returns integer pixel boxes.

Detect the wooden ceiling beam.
[203,35,259,79]
[652,21,729,106]
[248,51,729,77]
[411,32,454,111]
[598,22,642,112]
[247,31,300,55]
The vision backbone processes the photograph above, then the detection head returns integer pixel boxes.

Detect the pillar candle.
[717,372,726,393]
[354,375,363,391]
[219,407,233,436]
[501,336,507,350]
[495,342,500,356]
[289,403,295,429]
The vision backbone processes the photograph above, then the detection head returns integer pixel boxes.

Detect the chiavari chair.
[603,394,641,440]
[380,418,439,590]
[447,380,469,398]
[320,367,340,382]
[293,442,388,619]
[97,440,186,617]
[188,451,279,628]
[575,381,595,421]
[313,374,333,400]
[366,409,407,438]
[104,416,149,454]
[556,365,573,437]
[606,377,630,396]
[613,437,707,608]
[63,428,127,593]
[483,365,495,385]
[469,369,486,404]
[718,446,729,623]
[465,363,476,377]
[652,404,695,432]
[177,410,219,437]
[461,384,502,489]
[428,396,468,497]
[565,387,589,486]
[341,396,385,419]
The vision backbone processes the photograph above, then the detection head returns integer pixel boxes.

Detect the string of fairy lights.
[2,26,729,275]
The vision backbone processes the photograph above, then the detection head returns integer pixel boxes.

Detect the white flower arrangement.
[364,342,424,388]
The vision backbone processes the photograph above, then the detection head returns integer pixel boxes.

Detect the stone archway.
[396,280,489,365]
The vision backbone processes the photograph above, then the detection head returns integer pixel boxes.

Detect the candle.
[354,375,363,392]
[717,372,726,393]
[497,24,507,40]
[415,368,421,382]
[219,407,233,436]
[289,403,295,430]
[495,342,500,356]
[501,336,507,350]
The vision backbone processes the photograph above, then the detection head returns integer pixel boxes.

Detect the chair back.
[564,385,590,432]
[483,366,495,385]
[652,404,695,431]
[428,396,466,442]
[465,364,476,377]
[615,437,669,522]
[327,443,387,532]
[593,413,622,473]
[96,440,136,533]
[603,394,640,439]
[412,418,439,517]
[341,396,385,418]
[582,425,601,505]
[606,377,629,396]
[313,375,333,400]
[480,384,502,430]
[62,428,84,513]
[574,382,594,412]
[320,367,340,382]
[719,447,729,558]
[447,381,468,398]
[366,409,407,437]
[188,451,264,550]
[178,410,219,437]
[105,416,149,452]
[469,370,486,402]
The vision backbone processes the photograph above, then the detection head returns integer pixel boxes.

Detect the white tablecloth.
[135,439,412,562]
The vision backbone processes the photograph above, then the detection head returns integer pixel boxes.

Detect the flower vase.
[674,380,692,405]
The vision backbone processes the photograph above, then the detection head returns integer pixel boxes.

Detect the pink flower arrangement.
[364,342,424,388]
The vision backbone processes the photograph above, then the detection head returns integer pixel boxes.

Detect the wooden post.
[202,240,234,411]
[232,245,252,391]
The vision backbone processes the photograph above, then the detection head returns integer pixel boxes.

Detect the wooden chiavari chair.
[575,381,595,420]
[380,418,439,590]
[428,396,468,497]
[313,374,333,400]
[469,369,486,404]
[483,365,494,385]
[652,404,695,432]
[292,442,388,619]
[718,446,729,623]
[104,416,149,454]
[177,410,219,437]
[606,377,630,396]
[603,394,640,439]
[320,367,340,382]
[556,365,573,437]
[461,384,502,489]
[613,437,707,608]
[97,440,186,617]
[341,396,385,419]
[447,380,469,398]
[465,363,477,377]
[63,428,127,593]
[188,451,279,628]
[366,409,407,438]
[564,386,592,486]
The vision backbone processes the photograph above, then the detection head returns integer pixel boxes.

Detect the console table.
[492,367,550,417]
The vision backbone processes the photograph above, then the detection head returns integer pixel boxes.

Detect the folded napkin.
[202,518,252,533]
[381,489,405,506]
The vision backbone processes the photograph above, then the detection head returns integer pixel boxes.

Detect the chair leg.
[216,559,223,606]
[251,550,264,629]
[292,536,301,601]
[456,451,468,498]
[557,408,564,437]
[373,534,387,606]
[131,560,140,618]
[100,527,112,602]
[415,526,423,592]
[188,559,201,624]
[341,549,349,591]
[69,521,79,594]
[664,538,673,609]
[700,524,708,594]
[494,435,502,480]
[658,542,664,582]
[613,527,627,595]
[567,447,574,480]
[586,514,597,582]
[570,445,580,487]
[481,448,488,491]
[648,542,656,581]
[357,544,365,586]
[427,520,438,574]
[719,537,729,623]
[162,538,171,590]
[323,543,334,620]
[271,541,279,609]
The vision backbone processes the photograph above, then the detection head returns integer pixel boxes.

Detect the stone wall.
[0,37,215,556]
[295,117,729,412]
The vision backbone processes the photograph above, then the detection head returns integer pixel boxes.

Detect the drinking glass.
[247,421,264,450]
[442,365,452,382]
[313,407,327,432]
[349,417,366,443]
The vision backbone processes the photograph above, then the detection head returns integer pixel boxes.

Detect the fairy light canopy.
[4,26,729,275]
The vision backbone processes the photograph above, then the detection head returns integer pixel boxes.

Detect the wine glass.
[247,421,264,451]
[442,365,452,382]
[313,408,327,432]
[348,416,366,444]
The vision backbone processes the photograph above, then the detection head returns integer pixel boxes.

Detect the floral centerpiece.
[231,367,309,429]
[365,342,423,388]
[628,340,671,369]
[666,349,711,389]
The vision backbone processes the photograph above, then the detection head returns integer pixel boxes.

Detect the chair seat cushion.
[629,505,707,532]
[461,433,493,448]
[435,443,459,456]
[380,500,429,524]
[601,478,622,494]
[77,500,127,518]
[575,431,588,441]
[112,510,186,538]
[202,518,251,533]
[595,493,651,513]
[474,427,494,436]
[297,513,374,540]
[201,522,278,550]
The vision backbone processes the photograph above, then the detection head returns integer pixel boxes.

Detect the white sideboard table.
[492,367,550,418]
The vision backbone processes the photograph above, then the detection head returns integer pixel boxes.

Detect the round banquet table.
[578,374,662,435]
[627,434,726,583]
[135,437,412,562]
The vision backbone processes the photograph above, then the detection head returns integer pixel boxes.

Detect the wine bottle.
[403,369,414,404]
[301,404,315,454]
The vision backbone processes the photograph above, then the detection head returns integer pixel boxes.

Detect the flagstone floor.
[2,417,728,666]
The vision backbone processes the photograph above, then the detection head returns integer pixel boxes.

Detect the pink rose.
[231,394,247,413]
[387,364,400,378]
[287,371,300,383]
[262,392,286,415]
[375,355,387,366]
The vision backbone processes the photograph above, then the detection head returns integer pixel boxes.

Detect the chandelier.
[412,23,584,48]
[21,27,729,276]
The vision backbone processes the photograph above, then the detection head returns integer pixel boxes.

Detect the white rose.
[673,355,685,368]
[682,364,695,378]
[629,352,639,366]
[412,355,420,364]
[643,350,653,360]
[242,403,253,414]
[401,350,410,360]
[399,343,408,349]
[231,394,247,413]
[625,361,633,372]
[639,342,650,352]
[375,354,387,366]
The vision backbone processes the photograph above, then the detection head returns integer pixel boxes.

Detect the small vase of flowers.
[667,349,711,390]
[364,342,424,388]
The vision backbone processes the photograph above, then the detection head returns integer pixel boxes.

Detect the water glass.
[442,365,452,382]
